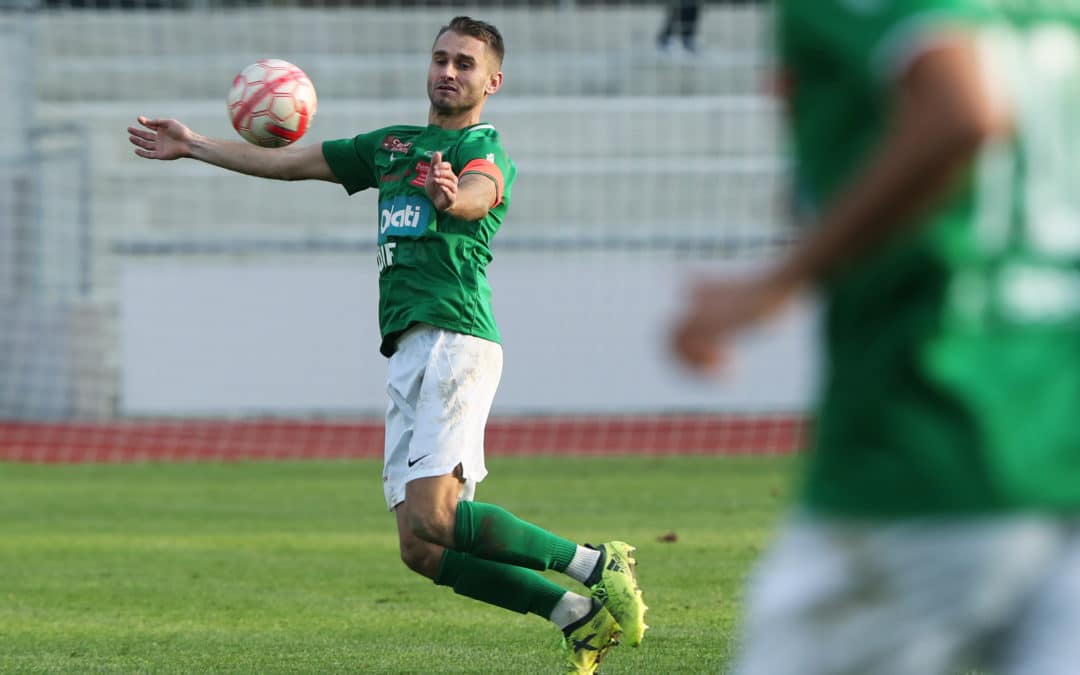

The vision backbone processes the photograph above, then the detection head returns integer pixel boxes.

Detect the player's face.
[428,31,500,115]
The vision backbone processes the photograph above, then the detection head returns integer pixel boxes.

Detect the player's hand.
[671,275,793,373]
[127,116,194,160]
[425,151,458,211]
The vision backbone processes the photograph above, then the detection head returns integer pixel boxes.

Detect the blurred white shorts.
[732,513,1080,675]
[382,324,503,511]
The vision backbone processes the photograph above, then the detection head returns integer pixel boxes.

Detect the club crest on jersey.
[380,135,413,154]
[378,195,433,244]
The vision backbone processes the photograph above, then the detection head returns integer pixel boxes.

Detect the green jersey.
[322,123,515,357]
[780,0,1080,515]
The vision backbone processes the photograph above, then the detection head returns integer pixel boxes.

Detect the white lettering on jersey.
[377,242,397,272]
[380,204,424,235]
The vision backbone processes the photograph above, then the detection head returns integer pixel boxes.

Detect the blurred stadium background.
[0,0,815,462]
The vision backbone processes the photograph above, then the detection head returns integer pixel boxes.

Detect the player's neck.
[428,106,484,130]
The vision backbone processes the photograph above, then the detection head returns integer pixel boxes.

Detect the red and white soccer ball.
[227,59,317,147]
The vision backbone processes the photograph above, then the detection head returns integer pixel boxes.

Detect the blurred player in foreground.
[128,16,645,674]
[672,1,1080,673]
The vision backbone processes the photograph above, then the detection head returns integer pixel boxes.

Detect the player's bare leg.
[393,502,449,579]
[399,469,467,552]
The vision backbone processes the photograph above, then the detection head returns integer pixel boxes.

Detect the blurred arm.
[671,34,1013,371]
[767,34,1012,293]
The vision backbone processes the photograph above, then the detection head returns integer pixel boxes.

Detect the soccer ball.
[227,59,317,147]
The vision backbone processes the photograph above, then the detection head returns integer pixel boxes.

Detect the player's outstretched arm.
[127,116,338,183]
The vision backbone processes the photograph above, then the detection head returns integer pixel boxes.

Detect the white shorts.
[382,324,503,511]
[732,513,1080,675]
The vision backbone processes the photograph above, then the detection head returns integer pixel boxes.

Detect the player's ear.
[485,69,503,96]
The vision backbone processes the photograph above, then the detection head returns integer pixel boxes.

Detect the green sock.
[435,549,566,618]
[454,501,578,571]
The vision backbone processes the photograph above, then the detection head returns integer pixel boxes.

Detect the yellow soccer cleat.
[588,541,648,647]
[562,600,621,674]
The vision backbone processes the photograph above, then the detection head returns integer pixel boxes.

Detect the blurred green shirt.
[780,0,1080,515]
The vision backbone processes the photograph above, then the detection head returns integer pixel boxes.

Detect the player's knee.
[398,538,439,577]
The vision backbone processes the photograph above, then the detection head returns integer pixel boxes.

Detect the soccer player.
[672,2,1080,673]
[127,16,646,674]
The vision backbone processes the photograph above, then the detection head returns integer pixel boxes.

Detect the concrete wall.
[120,256,819,417]
[35,6,771,99]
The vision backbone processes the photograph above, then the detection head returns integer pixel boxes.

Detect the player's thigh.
[401,469,469,546]
[995,522,1080,675]
[382,325,431,511]
[732,517,868,675]
[732,515,1061,675]
[409,328,502,485]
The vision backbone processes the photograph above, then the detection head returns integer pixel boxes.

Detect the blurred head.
[428,17,504,117]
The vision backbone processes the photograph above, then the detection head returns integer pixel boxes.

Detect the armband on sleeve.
[460,159,505,207]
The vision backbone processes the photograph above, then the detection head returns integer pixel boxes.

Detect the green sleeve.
[781,0,987,84]
[452,132,517,202]
[322,132,380,195]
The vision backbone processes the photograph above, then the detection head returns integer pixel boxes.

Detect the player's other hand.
[671,275,793,373]
[128,116,194,160]
[425,151,458,211]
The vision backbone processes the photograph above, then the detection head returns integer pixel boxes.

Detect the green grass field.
[1,455,798,674]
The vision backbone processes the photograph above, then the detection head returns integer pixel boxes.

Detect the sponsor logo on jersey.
[410,161,431,187]
[380,135,413,154]
[378,195,432,244]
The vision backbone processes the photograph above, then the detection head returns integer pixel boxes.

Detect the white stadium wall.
[119,256,820,416]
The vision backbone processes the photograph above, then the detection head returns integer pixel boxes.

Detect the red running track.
[0,415,805,463]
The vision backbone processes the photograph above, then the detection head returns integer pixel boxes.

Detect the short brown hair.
[434,16,505,67]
